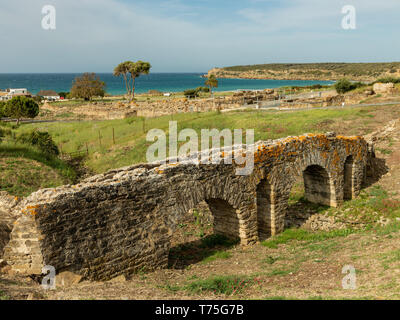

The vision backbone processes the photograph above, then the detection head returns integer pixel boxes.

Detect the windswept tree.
[4,96,39,125]
[205,74,219,97]
[113,61,151,101]
[70,72,106,101]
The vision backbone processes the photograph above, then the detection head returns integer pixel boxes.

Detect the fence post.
[112,128,115,145]
[86,142,89,156]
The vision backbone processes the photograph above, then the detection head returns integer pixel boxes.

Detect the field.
[1,102,400,300]
[14,104,400,174]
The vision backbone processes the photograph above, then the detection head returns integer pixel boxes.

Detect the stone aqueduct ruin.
[1,133,374,281]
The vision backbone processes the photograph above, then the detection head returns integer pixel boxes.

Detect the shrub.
[184,89,199,99]
[196,86,210,93]
[373,77,400,84]
[0,101,5,118]
[17,130,59,156]
[58,92,69,99]
[335,79,365,94]
[3,96,39,124]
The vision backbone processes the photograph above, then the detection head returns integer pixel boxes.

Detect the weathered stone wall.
[2,133,372,280]
[0,192,20,258]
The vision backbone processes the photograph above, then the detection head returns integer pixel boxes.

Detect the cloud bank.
[0,0,399,72]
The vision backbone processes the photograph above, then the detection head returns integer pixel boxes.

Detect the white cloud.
[0,0,399,72]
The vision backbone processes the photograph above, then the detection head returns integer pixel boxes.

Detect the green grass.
[16,106,377,174]
[376,148,393,155]
[261,228,355,249]
[267,266,299,277]
[0,142,76,196]
[329,186,400,223]
[186,275,255,296]
[0,291,9,300]
[201,251,232,264]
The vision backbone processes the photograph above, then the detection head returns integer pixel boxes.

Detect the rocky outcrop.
[2,133,372,281]
[373,83,396,95]
[208,64,400,82]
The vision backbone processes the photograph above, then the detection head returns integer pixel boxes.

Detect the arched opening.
[303,165,332,206]
[256,179,272,240]
[168,199,240,269]
[285,165,333,229]
[206,199,240,240]
[344,156,354,200]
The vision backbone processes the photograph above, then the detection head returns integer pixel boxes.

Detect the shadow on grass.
[285,196,330,229]
[168,234,239,270]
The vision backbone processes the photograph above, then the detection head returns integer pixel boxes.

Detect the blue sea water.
[0,73,333,96]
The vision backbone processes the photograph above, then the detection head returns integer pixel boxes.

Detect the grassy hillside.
[208,62,400,81]
[0,143,76,197]
[223,62,400,77]
[16,104,400,174]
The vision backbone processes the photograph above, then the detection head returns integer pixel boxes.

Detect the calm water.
[0,73,333,95]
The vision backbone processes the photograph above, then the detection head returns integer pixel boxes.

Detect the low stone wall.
[2,133,373,280]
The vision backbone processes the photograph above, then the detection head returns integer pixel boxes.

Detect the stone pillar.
[270,189,288,236]
[352,162,366,198]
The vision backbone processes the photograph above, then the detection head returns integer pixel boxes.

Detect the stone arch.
[344,155,355,200]
[256,179,272,240]
[205,198,240,240]
[303,164,334,207]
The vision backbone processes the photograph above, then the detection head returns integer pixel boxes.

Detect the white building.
[0,88,30,101]
[37,90,61,101]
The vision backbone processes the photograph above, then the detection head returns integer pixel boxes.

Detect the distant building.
[0,88,31,101]
[37,90,60,101]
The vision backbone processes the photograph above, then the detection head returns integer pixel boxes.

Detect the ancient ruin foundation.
[1,133,373,280]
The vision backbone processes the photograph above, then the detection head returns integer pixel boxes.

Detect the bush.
[17,130,59,156]
[373,77,400,84]
[184,89,199,99]
[196,86,210,93]
[0,101,5,118]
[58,92,69,99]
[335,79,365,94]
[3,96,39,124]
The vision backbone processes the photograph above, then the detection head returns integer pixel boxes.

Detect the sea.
[0,73,334,96]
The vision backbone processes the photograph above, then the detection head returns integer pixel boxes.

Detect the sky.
[0,0,399,73]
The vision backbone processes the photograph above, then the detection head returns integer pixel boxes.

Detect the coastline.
[0,73,333,96]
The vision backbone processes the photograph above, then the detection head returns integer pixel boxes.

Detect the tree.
[17,130,59,156]
[334,78,364,94]
[113,61,151,101]
[58,92,69,99]
[4,96,39,125]
[70,73,106,101]
[205,75,219,97]
[0,101,5,118]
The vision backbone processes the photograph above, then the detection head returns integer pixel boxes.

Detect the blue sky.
[0,0,399,73]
